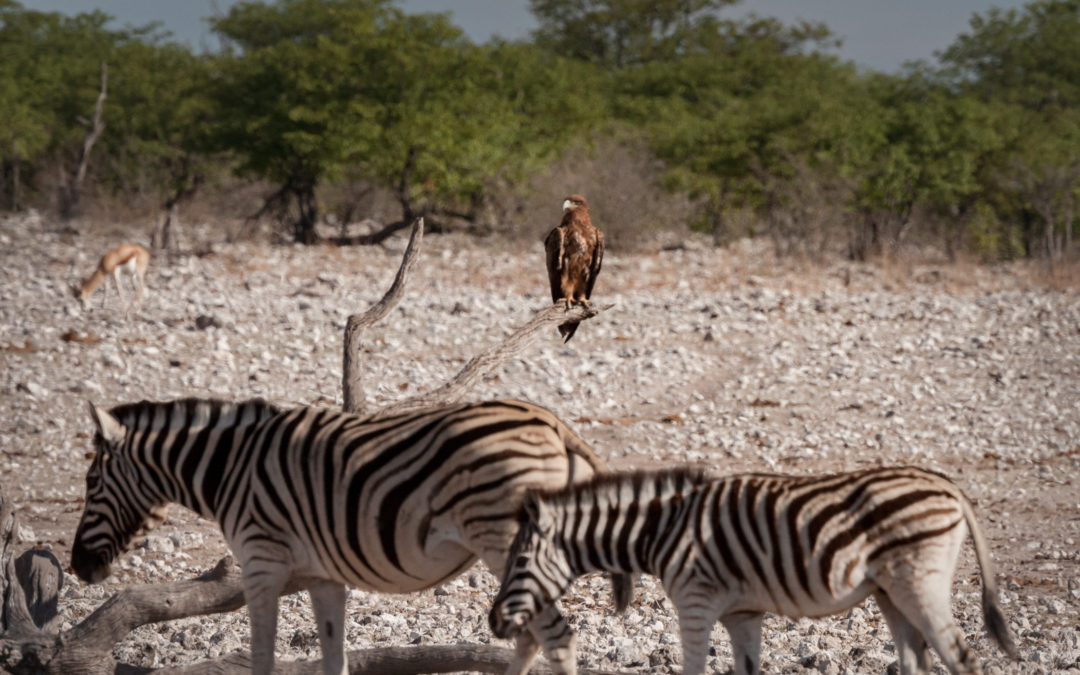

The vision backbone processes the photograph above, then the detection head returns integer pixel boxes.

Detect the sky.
[18,0,1032,73]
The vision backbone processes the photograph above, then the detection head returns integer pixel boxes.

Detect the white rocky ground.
[1,213,1078,673]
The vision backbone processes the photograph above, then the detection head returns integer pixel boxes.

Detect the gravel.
[1,214,1078,673]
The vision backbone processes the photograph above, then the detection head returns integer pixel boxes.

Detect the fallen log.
[0,548,626,674]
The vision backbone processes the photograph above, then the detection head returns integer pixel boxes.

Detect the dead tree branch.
[159,644,628,675]
[343,216,610,417]
[342,217,425,414]
[1,547,626,674]
[328,218,416,246]
[60,61,107,222]
[379,302,612,418]
[0,551,305,674]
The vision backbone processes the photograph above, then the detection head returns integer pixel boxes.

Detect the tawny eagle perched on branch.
[544,194,604,342]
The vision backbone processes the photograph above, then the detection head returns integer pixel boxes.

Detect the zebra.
[71,397,632,675]
[489,466,1018,675]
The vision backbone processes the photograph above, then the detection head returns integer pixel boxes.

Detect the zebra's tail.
[961,493,1018,659]
[559,421,634,614]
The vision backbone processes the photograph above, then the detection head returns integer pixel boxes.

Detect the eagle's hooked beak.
[562,199,573,212]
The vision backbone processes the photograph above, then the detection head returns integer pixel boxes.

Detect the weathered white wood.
[61,61,107,221]
[342,217,425,414]
[378,302,611,418]
[13,550,63,633]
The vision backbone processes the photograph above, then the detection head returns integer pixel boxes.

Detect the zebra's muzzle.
[70,542,112,584]
[488,605,529,639]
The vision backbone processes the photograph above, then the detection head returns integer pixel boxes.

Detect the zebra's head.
[489,490,574,639]
[71,402,169,584]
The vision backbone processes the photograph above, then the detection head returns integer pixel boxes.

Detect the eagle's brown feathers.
[544,194,604,342]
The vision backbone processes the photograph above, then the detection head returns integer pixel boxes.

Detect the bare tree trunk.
[1065,195,1074,256]
[10,138,20,212]
[152,201,180,251]
[294,183,319,244]
[60,61,107,223]
[342,218,426,414]
[328,218,415,246]
[153,171,203,252]
[395,146,419,224]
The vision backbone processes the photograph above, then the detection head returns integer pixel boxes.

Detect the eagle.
[544,194,604,343]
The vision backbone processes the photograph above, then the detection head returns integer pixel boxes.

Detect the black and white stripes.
[490,466,1017,675]
[72,397,629,675]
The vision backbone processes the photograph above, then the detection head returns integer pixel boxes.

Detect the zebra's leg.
[876,533,981,675]
[511,604,576,675]
[505,631,540,675]
[308,578,348,675]
[721,611,764,675]
[241,560,290,675]
[887,587,982,675]
[874,590,931,675]
[675,598,723,675]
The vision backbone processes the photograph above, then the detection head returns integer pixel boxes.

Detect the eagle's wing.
[584,227,604,299]
[544,226,565,303]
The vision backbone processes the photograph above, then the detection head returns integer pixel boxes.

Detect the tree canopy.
[0,0,1076,259]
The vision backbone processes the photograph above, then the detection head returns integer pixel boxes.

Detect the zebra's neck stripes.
[107,397,281,516]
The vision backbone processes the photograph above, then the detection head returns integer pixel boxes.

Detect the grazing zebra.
[489,466,1017,675]
[71,397,631,675]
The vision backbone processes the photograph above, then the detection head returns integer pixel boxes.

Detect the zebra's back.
[690,466,973,617]
[220,399,606,592]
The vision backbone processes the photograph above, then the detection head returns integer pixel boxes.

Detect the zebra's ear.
[87,401,125,445]
[523,491,553,534]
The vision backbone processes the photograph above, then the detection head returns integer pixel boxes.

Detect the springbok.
[72,243,150,318]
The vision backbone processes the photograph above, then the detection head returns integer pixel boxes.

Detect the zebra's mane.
[523,465,959,512]
[107,397,283,429]
[529,466,713,507]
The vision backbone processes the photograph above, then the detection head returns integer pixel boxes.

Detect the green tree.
[209,0,388,243]
[352,34,607,235]
[103,39,217,247]
[608,12,850,247]
[940,0,1080,110]
[938,0,1080,259]
[529,0,739,68]
[0,2,125,213]
[210,0,604,243]
[848,71,1012,259]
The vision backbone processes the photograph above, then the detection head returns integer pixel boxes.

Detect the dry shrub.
[756,154,856,260]
[501,133,696,251]
[317,173,405,238]
[1013,257,1080,292]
